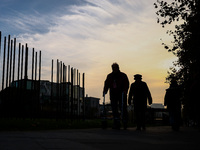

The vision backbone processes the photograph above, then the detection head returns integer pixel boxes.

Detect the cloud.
[0,0,177,103]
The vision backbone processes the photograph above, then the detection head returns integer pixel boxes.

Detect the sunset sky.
[0,0,177,104]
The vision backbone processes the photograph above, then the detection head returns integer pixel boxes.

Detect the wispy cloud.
[1,0,176,103]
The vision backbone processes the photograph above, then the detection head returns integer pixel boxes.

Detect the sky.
[0,0,177,104]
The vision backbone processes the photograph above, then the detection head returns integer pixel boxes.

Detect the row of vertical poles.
[0,32,42,118]
[0,34,18,90]
[51,59,85,119]
[0,32,41,91]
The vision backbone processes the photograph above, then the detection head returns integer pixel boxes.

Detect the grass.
[0,118,140,131]
[0,118,112,131]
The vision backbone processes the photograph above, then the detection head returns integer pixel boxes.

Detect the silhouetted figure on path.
[164,79,182,131]
[103,63,129,129]
[128,74,152,131]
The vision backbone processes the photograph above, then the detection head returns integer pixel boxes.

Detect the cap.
[134,74,142,79]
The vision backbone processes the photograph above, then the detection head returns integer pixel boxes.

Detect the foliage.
[154,0,200,84]
[154,0,200,124]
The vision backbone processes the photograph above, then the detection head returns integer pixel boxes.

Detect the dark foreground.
[0,126,199,150]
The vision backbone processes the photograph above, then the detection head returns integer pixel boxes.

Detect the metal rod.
[39,50,41,81]
[2,36,6,90]
[73,68,76,115]
[21,45,24,80]
[6,35,10,88]
[0,31,1,56]
[51,59,53,83]
[31,48,34,90]
[65,65,67,83]
[63,63,65,83]
[51,59,53,100]
[9,40,13,86]
[60,61,62,83]
[77,70,80,116]
[17,43,21,82]
[24,43,28,80]
[12,38,16,83]
[71,67,73,118]
[32,48,34,82]
[82,73,85,119]
[57,59,59,83]
[56,59,59,119]
[0,31,1,90]
[35,52,37,81]
[68,65,70,82]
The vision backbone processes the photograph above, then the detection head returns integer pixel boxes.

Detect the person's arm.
[128,84,133,105]
[103,75,109,96]
[145,83,152,105]
[123,74,130,94]
[164,89,168,106]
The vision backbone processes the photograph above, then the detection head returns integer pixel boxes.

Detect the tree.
[154,0,200,126]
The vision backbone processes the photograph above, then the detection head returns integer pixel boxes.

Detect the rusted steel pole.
[6,35,10,88]
[12,38,16,83]
[2,36,6,90]
[9,40,13,86]
[17,43,21,82]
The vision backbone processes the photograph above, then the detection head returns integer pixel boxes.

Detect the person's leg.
[111,99,120,129]
[119,94,128,129]
[134,106,141,130]
[141,109,146,130]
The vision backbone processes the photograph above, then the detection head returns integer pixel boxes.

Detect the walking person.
[103,63,129,129]
[164,79,182,131]
[128,74,152,131]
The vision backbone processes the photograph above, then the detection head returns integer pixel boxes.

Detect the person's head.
[170,79,178,88]
[112,63,120,73]
[134,74,142,81]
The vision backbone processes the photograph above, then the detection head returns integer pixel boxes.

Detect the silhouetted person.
[128,74,152,131]
[164,79,182,131]
[103,63,129,129]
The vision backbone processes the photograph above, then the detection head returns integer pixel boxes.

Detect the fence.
[0,31,85,119]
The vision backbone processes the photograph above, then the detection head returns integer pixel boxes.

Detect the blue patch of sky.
[0,0,85,36]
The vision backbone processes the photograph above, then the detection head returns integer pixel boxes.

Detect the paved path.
[0,126,200,150]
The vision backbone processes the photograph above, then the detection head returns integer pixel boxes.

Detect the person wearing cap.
[103,63,129,129]
[128,74,152,130]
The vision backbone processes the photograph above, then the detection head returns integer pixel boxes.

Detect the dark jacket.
[164,87,181,111]
[103,71,129,100]
[128,81,152,107]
